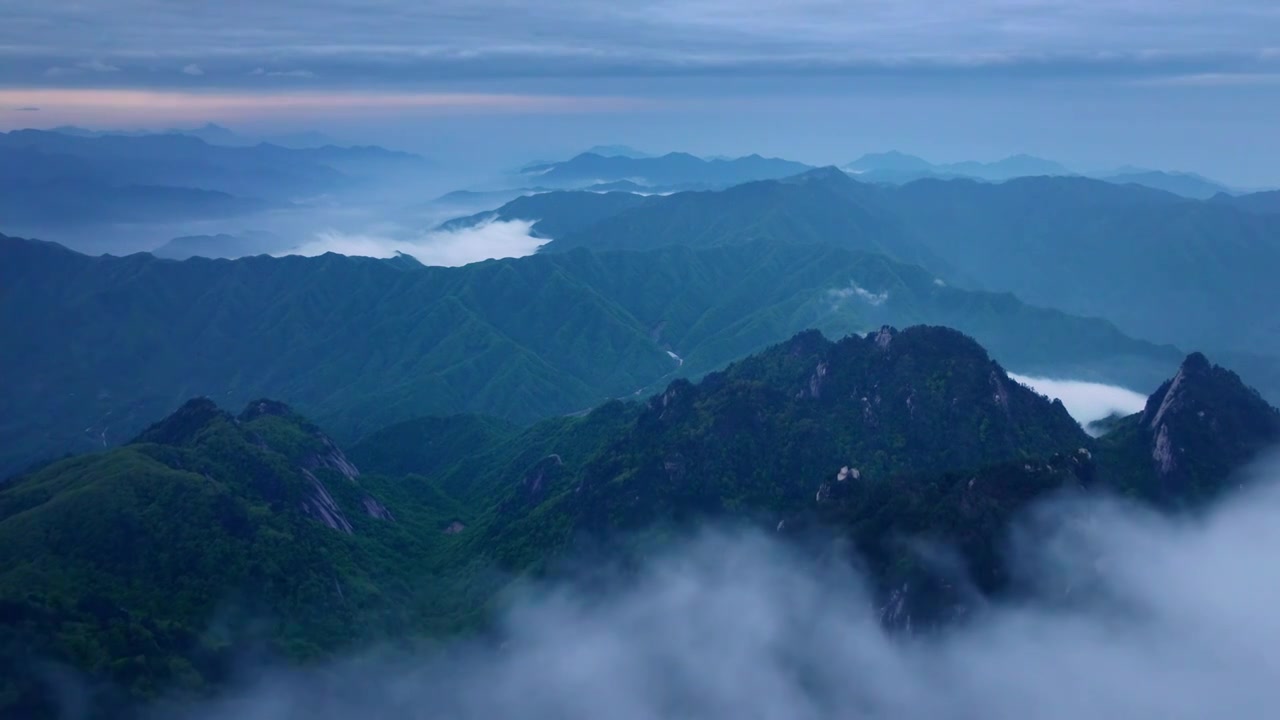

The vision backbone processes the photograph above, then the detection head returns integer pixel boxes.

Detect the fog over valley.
[137,457,1280,720]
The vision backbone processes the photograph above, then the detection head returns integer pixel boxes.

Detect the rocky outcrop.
[300,469,354,534]
[1129,352,1280,500]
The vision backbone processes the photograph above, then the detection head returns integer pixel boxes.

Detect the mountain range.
[49,123,341,149]
[0,232,1189,478]
[518,151,814,189]
[456,169,1280,374]
[2,326,1275,715]
[0,130,432,230]
[843,150,1241,198]
[846,151,1072,182]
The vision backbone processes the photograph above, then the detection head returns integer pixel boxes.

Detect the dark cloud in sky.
[1,0,1278,87]
[2,1,1278,185]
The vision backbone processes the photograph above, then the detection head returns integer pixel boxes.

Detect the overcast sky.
[3,1,1279,183]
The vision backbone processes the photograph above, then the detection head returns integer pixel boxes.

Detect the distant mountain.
[4,327,1270,714]
[440,190,650,237]
[150,230,292,260]
[0,129,431,205]
[0,178,271,226]
[536,167,937,268]
[582,144,652,158]
[844,151,1070,182]
[1099,170,1232,199]
[881,175,1280,359]
[0,233,1184,476]
[522,151,813,189]
[939,153,1072,180]
[48,123,340,149]
[1212,189,1280,215]
[847,150,934,174]
[472,169,1280,365]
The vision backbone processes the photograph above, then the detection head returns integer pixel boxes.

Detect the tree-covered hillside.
[467,168,1280,364]
[0,234,1182,476]
[3,326,1274,717]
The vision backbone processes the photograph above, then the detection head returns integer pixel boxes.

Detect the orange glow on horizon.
[0,88,654,126]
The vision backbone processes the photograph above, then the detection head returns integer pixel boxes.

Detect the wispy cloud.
[279,219,544,267]
[250,67,316,78]
[10,105,38,112]
[828,282,889,307]
[44,58,121,77]
[182,64,205,76]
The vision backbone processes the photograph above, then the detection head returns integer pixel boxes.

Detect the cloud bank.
[829,282,889,307]
[152,457,1280,719]
[280,218,544,267]
[1009,373,1148,429]
[5,0,1279,87]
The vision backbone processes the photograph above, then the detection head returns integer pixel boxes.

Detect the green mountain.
[3,326,1274,716]
[884,176,1280,358]
[0,397,455,715]
[538,168,943,270]
[0,233,1183,476]
[1098,352,1280,505]
[471,169,1280,368]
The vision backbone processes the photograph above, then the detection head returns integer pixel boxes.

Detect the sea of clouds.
[135,455,1280,720]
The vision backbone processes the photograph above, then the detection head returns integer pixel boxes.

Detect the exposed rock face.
[300,469,354,534]
[874,325,894,350]
[304,435,361,482]
[362,496,395,522]
[807,362,829,399]
[1132,352,1280,499]
[502,454,565,514]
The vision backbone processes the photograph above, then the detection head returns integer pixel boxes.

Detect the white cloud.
[829,282,889,307]
[1009,373,1148,430]
[79,58,120,72]
[44,58,121,76]
[156,459,1280,719]
[182,63,205,76]
[279,218,543,267]
[249,68,316,78]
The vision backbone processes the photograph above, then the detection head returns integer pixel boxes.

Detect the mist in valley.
[109,456,1280,720]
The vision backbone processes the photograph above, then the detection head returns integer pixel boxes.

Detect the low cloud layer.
[280,218,543,267]
[154,457,1280,719]
[829,282,889,307]
[1009,373,1148,429]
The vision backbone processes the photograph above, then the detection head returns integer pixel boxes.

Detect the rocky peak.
[238,398,297,423]
[1135,352,1280,495]
[131,397,230,446]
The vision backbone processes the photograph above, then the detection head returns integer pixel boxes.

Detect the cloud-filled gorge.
[280,218,543,267]
[1009,374,1149,430]
[133,457,1280,720]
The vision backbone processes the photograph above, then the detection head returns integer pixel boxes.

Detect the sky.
[2,1,1280,184]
